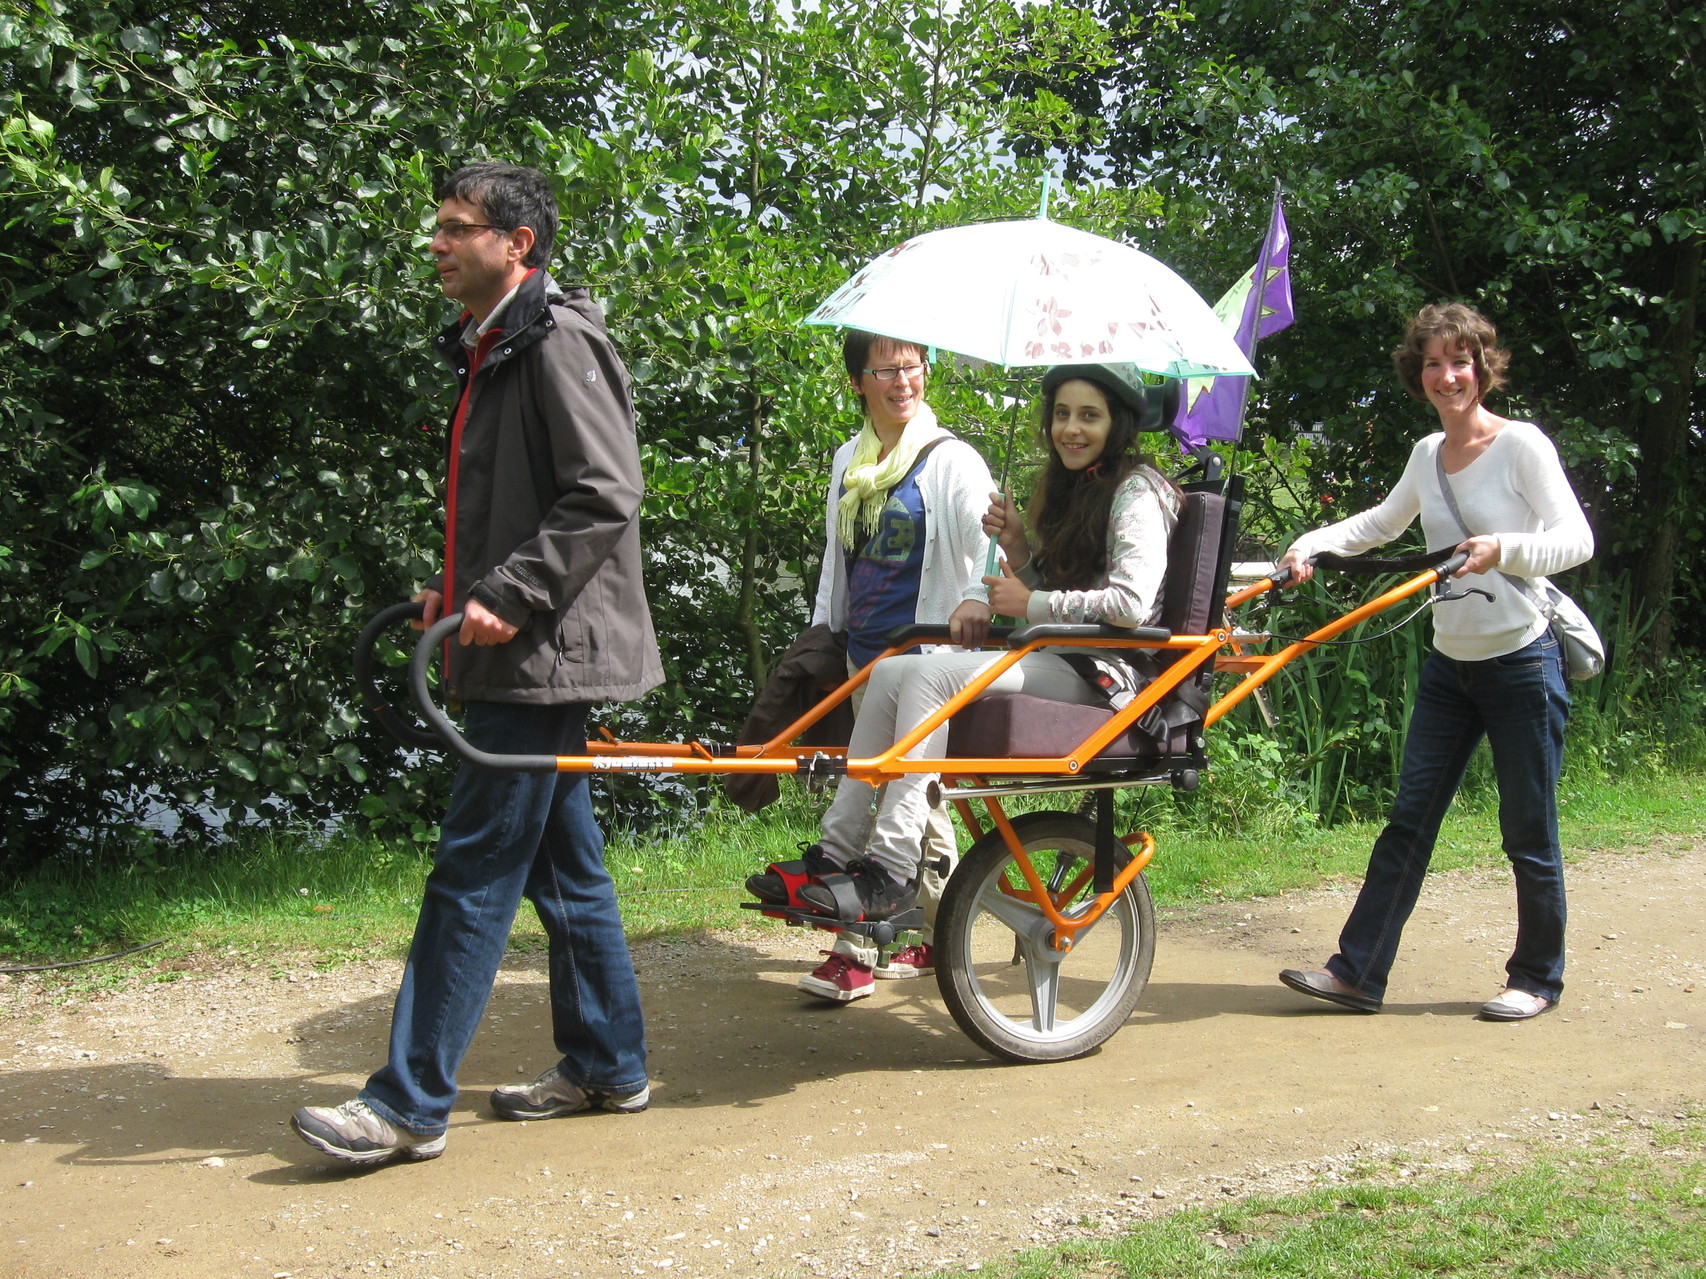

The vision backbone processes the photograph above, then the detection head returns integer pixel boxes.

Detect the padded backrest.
[1139,486,1230,730]
[1158,490,1227,640]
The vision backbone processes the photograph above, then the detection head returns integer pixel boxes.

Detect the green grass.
[930,1105,1706,1279]
[1134,763,1706,907]
[0,799,791,971]
[2,766,1702,977]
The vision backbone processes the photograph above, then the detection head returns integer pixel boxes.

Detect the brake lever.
[1434,584,1494,604]
[1261,561,1300,608]
[1430,550,1487,603]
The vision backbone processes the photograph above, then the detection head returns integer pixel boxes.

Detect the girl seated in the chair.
[750,362,1181,925]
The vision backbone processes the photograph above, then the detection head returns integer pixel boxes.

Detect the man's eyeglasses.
[863,364,927,382]
[434,221,505,240]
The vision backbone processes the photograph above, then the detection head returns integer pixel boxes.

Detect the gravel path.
[1,835,1702,1279]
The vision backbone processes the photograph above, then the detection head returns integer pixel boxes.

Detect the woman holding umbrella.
[767,363,1181,941]
[1276,303,1592,1022]
[746,329,997,1002]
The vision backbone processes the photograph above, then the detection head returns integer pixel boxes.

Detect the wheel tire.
[934,811,1154,1063]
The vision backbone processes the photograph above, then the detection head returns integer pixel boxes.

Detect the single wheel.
[934,811,1154,1062]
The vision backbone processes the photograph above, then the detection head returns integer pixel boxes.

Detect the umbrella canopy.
[804,216,1256,380]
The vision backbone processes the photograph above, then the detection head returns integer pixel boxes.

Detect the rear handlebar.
[354,604,563,770]
[1268,546,1468,591]
[353,601,445,753]
[407,612,562,771]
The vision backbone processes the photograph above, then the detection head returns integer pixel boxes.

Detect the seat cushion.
[945,692,1183,764]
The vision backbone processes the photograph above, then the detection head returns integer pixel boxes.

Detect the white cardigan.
[810,425,995,634]
[1287,422,1593,661]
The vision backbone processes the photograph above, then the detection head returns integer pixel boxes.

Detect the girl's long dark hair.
[1029,376,1169,590]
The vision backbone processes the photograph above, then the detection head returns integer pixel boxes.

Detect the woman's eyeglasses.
[863,364,927,382]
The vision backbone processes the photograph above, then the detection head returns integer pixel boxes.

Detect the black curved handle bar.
[1269,546,1469,589]
[353,601,445,753]
[409,613,561,771]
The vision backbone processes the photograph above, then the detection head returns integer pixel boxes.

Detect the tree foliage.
[2,0,1698,864]
[0,0,1109,858]
[1082,0,1704,647]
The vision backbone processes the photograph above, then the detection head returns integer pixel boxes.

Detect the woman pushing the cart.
[745,362,1181,932]
[1276,303,1593,1022]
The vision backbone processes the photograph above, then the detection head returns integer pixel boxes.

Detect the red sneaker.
[796,951,874,1002]
[875,943,934,979]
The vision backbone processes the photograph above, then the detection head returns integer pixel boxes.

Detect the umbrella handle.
[986,374,1025,581]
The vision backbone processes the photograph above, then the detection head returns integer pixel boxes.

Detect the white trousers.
[820,649,1101,964]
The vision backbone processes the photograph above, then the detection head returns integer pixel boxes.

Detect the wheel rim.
[954,829,1144,1048]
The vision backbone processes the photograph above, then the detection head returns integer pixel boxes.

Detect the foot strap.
[765,861,817,910]
[806,872,868,922]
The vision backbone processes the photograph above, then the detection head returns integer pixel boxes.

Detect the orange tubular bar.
[545,630,1224,782]
[985,793,1157,948]
[1206,564,1443,728]
[950,794,986,845]
[528,567,1440,796]
[1040,831,1156,916]
[1223,574,1281,609]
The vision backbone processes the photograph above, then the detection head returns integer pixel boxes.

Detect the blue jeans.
[362,701,647,1136]
[1326,633,1570,1003]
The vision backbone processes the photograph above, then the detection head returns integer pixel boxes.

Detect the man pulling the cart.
[292,163,662,1166]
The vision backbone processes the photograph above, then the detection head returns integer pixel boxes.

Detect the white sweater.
[1016,465,1179,627]
[811,424,995,634]
[1286,422,1593,661]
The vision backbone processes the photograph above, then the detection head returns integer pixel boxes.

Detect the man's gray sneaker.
[291,1097,446,1165]
[490,1065,651,1121]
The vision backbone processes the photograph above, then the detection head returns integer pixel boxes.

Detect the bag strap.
[1431,443,1475,542]
[1433,444,1553,620]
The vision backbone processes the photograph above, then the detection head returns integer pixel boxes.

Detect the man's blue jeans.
[1326,632,1570,1004]
[362,701,647,1136]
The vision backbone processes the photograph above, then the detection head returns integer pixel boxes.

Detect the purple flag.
[1175,196,1293,449]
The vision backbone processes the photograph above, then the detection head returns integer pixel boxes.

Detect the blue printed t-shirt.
[845,468,927,667]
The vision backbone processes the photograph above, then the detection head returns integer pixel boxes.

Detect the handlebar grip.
[353,601,445,753]
[1312,547,1459,576]
[1438,550,1471,579]
[409,614,561,771]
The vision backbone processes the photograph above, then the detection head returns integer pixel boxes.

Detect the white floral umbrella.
[804,216,1256,378]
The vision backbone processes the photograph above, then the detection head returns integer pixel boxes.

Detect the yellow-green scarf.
[835,403,944,550]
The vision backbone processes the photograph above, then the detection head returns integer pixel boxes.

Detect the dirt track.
[2,836,1703,1279]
